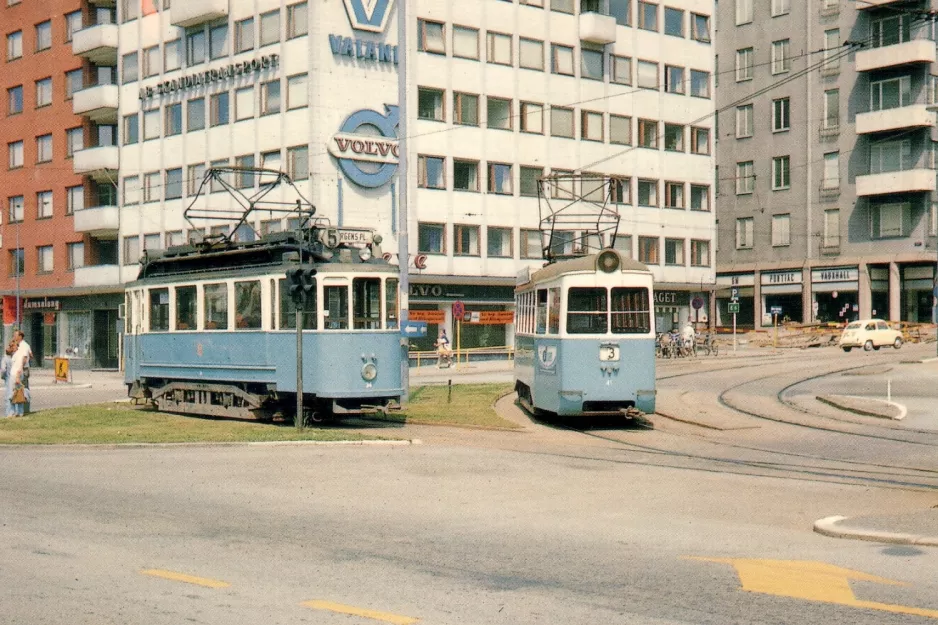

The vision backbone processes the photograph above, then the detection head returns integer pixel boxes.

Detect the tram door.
[93,309,119,369]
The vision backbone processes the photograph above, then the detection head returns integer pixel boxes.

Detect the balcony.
[858,0,906,8]
[820,236,841,256]
[74,264,121,288]
[73,205,119,236]
[171,0,229,27]
[856,104,934,135]
[73,146,119,181]
[73,84,119,124]
[818,120,840,139]
[72,24,118,66]
[855,168,936,197]
[856,39,935,72]
[579,12,617,45]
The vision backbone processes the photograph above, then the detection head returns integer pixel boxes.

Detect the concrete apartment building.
[713,0,938,328]
[3,0,716,367]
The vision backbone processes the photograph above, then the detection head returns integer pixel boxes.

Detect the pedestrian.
[12,330,31,414]
[0,341,15,418]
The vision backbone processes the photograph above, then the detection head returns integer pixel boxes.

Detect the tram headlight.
[361,362,378,382]
[597,249,620,273]
[359,247,373,262]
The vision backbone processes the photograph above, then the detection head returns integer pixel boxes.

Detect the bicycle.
[695,332,719,356]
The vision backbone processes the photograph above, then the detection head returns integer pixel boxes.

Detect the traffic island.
[816,394,903,420]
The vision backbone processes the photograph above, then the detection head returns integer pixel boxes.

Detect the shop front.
[868,266,890,320]
[653,288,711,333]
[902,265,936,323]
[811,266,859,324]
[714,273,755,329]
[407,280,515,353]
[760,270,803,326]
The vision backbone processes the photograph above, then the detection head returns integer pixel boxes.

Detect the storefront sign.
[812,267,858,283]
[408,309,445,324]
[465,311,515,325]
[138,55,279,100]
[329,106,399,188]
[329,0,400,66]
[654,291,690,306]
[409,283,514,302]
[717,274,755,287]
[761,271,802,286]
[23,298,61,311]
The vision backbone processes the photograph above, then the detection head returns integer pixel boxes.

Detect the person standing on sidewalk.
[1,342,15,417]
[13,330,31,414]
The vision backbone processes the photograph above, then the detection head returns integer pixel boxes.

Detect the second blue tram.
[514,249,656,418]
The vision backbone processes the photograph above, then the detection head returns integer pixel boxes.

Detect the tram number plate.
[599,344,620,362]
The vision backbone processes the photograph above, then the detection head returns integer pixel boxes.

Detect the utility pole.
[397,0,410,404]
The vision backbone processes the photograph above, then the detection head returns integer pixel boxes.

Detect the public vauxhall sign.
[330,0,399,66]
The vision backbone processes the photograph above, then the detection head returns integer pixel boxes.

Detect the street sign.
[728,302,740,314]
[401,320,428,337]
[692,297,704,310]
[770,306,783,315]
[452,300,465,319]
[730,287,739,300]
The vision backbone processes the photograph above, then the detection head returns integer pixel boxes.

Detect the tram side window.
[149,288,170,332]
[324,285,349,329]
[548,287,561,334]
[567,287,608,334]
[175,286,196,330]
[278,278,317,329]
[234,280,262,329]
[125,293,133,334]
[611,287,651,334]
[536,289,548,334]
[204,283,229,330]
[353,278,381,329]
[385,278,399,329]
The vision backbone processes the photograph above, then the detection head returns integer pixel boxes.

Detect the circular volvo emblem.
[329,105,400,188]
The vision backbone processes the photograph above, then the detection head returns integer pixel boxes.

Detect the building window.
[521,229,543,259]
[36,190,53,218]
[581,48,603,80]
[551,0,574,13]
[418,155,445,189]
[823,151,840,189]
[67,242,85,270]
[287,145,308,181]
[690,127,709,155]
[487,227,513,258]
[66,185,84,214]
[551,44,574,76]
[65,12,83,42]
[37,245,53,273]
[735,104,753,138]
[187,97,205,131]
[7,85,23,115]
[287,2,308,38]
[690,240,710,267]
[735,0,752,25]
[235,86,254,120]
[870,139,911,174]
[235,154,255,188]
[165,168,183,199]
[638,236,659,264]
[487,32,512,65]
[690,184,709,211]
[609,0,631,25]
[612,55,631,85]
[65,69,83,100]
[637,60,658,89]
[870,76,911,111]
[551,107,574,138]
[236,18,254,52]
[521,101,543,133]
[550,169,574,199]
[454,92,479,125]
[692,13,710,42]
[772,156,790,190]
[165,103,182,136]
[611,177,631,204]
[453,25,479,60]
[581,110,603,141]
[6,31,22,61]
[736,161,754,194]
[771,39,790,74]
[486,96,512,130]
[121,0,139,22]
[735,48,752,81]
[488,163,512,194]
[418,87,444,121]
[187,28,206,65]
[637,179,658,206]
[66,127,84,156]
[122,52,138,83]
[8,195,24,222]
[610,115,631,145]
[143,171,160,202]
[824,89,840,129]
[772,97,790,132]
[519,38,543,70]
[143,45,160,77]
[8,248,24,277]
[664,7,684,37]
[35,78,52,107]
[771,214,790,246]
[690,70,709,98]
[210,23,229,60]
[123,176,140,204]
[638,1,658,30]
[824,209,840,246]
[664,123,684,152]
[36,134,52,163]
[771,0,790,16]
[123,236,140,265]
[259,10,280,46]
[665,65,684,94]
[418,223,445,254]
[261,79,281,115]
[870,202,910,238]
[453,159,479,192]
[287,73,307,110]
[165,39,182,71]
[664,181,684,209]
[638,118,657,148]
[664,238,684,265]
[210,91,230,126]
[187,163,206,195]
[871,14,909,48]
[736,217,754,248]
[454,224,481,256]
[418,20,445,54]
[823,29,839,71]
[8,140,23,169]
[520,166,543,197]
[143,108,160,139]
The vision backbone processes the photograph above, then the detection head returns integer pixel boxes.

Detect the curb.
[30,383,93,391]
[815,394,905,420]
[813,515,938,547]
[0,439,422,450]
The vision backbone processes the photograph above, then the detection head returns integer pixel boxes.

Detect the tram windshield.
[564,287,651,335]
[567,288,608,334]
[611,287,651,334]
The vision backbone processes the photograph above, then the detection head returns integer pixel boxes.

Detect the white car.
[838,319,903,352]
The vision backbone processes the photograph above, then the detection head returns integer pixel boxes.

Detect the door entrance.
[93,309,119,369]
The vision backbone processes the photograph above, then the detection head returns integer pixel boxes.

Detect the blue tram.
[123,225,403,421]
[514,249,656,418]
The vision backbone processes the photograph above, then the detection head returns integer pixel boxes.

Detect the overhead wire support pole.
[397,0,410,406]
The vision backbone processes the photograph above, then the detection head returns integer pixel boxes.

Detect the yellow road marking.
[689,557,938,619]
[301,599,418,625]
[139,569,230,589]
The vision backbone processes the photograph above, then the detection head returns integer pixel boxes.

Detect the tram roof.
[517,250,651,289]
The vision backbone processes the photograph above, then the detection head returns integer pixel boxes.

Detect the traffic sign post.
[770,306,783,350]
[452,301,464,368]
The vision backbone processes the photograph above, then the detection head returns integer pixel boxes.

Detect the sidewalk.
[814,510,938,547]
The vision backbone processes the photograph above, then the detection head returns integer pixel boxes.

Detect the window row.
[6,188,85,223]
[736,0,805,24]
[5,76,53,115]
[8,134,56,168]
[417,21,711,91]
[7,242,85,277]
[5,12,82,62]
[735,30,840,81]
[121,146,309,204]
[132,276,398,334]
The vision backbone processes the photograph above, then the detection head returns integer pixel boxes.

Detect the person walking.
[0,342,15,417]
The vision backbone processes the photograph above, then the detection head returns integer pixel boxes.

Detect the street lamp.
[928,104,938,355]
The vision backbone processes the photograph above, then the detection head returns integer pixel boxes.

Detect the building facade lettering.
[138,54,279,100]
